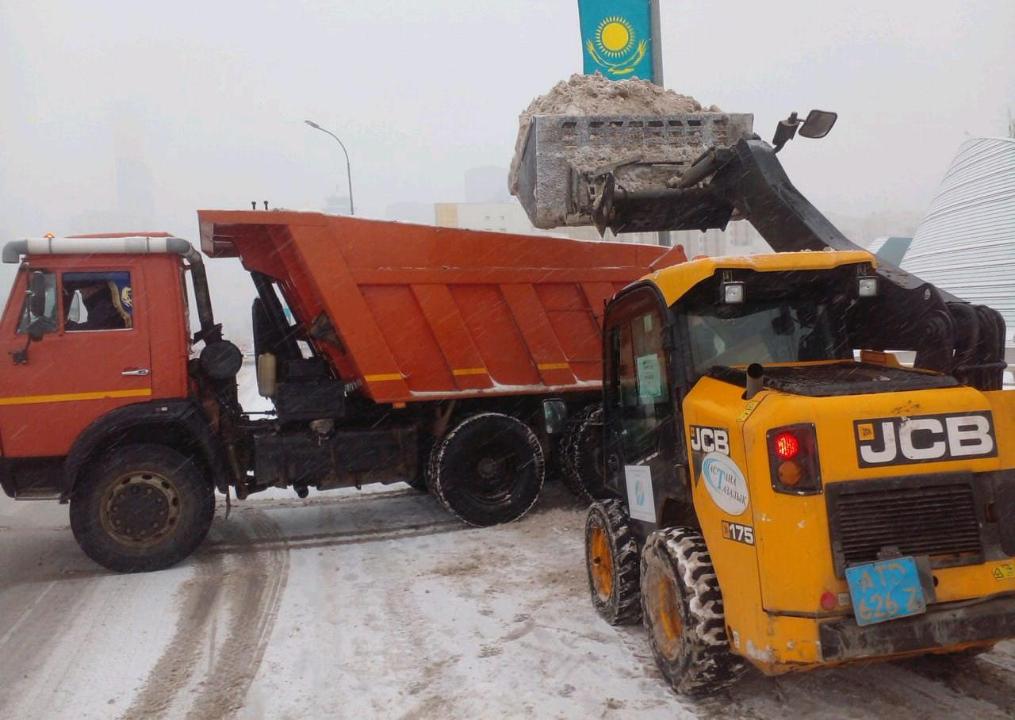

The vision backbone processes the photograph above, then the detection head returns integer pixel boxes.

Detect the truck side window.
[16,271,58,335]
[63,272,133,332]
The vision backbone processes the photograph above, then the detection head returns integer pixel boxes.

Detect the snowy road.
[2,484,1015,720]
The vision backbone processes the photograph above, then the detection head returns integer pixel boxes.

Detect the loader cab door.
[603,285,686,534]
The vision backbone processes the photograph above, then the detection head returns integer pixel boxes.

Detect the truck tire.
[640,527,744,696]
[561,403,607,504]
[585,499,641,625]
[428,413,544,526]
[70,444,215,573]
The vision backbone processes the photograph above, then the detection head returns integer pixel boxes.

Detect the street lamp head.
[305,120,321,129]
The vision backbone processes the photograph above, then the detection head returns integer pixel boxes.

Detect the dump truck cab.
[0,237,222,491]
[586,247,1015,691]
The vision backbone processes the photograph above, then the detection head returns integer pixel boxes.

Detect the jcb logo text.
[854,412,996,467]
[690,426,729,455]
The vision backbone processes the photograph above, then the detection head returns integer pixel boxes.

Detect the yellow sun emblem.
[585,15,648,77]
[595,16,634,58]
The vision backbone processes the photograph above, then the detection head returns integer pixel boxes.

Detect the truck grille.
[826,477,984,576]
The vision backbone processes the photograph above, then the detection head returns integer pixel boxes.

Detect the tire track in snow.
[184,508,289,720]
[118,527,229,720]
[119,509,290,720]
[0,527,105,718]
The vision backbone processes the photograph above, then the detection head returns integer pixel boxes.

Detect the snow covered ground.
[3,482,1015,720]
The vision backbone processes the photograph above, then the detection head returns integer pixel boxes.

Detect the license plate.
[845,556,926,626]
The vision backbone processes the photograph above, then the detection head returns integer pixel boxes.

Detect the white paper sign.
[636,354,662,401]
[625,464,656,522]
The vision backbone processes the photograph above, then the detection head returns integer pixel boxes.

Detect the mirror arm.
[10,335,32,365]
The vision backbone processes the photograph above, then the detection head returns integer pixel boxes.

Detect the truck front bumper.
[819,594,1015,661]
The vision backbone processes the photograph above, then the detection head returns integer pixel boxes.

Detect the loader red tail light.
[773,431,800,460]
[767,424,822,495]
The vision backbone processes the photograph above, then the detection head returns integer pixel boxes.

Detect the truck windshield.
[685,300,841,375]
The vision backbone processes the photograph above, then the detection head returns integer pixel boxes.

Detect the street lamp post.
[305,120,355,215]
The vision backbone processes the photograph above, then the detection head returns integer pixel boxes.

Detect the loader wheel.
[640,528,744,696]
[561,404,607,505]
[584,499,641,625]
[70,444,215,573]
[428,413,544,526]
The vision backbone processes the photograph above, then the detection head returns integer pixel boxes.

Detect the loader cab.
[601,254,882,535]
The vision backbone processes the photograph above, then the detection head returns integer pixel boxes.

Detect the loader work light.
[721,281,745,304]
[857,277,878,298]
[767,424,822,495]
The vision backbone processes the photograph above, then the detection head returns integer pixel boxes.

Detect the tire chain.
[561,404,605,505]
[588,498,642,625]
[427,412,545,526]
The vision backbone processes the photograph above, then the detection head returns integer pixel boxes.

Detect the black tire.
[561,404,607,504]
[70,444,215,573]
[585,499,641,625]
[640,528,744,697]
[428,412,544,526]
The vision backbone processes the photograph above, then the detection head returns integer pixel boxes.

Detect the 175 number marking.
[721,521,754,546]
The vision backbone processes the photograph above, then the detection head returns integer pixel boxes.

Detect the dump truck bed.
[198,210,673,404]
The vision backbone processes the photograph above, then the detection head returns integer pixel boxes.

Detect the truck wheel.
[640,528,744,696]
[70,444,215,573]
[561,403,607,504]
[428,413,544,526]
[585,499,641,625]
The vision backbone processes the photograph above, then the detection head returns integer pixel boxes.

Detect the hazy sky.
[1,0,1013,326]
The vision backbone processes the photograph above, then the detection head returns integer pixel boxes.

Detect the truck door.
[0,264,153,458]
[603,286,685,530]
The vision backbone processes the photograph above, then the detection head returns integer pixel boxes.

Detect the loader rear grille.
[826,476,984,577]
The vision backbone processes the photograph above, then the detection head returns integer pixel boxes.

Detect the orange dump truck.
[0,210,676,571]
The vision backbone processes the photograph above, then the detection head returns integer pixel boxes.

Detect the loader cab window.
[685,299,840,377]
[16,271,58,335]
[63,272,133,332]
[607,292,675,461]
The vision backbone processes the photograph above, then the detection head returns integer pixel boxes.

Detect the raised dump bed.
[199,210,678,405]
[515,113,754,229]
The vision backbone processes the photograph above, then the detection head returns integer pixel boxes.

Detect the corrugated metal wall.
[903,137,1015,345]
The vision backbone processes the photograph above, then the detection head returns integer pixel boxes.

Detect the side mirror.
[799,109,837,139]
[28,271,47,318]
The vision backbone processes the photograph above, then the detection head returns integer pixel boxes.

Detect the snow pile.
[508,73,719,194]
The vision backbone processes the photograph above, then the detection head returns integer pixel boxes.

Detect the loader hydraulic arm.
[594,137,1006,389]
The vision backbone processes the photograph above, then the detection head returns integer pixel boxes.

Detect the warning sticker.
[991,562,1015,581]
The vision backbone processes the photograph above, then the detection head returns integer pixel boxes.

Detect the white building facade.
[902,138,1015,346]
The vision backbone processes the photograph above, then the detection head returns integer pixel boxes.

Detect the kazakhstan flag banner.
[578,0,654,80]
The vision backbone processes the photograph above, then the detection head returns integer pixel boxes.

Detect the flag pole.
[650,0,664,86]
[650,0,671,247]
